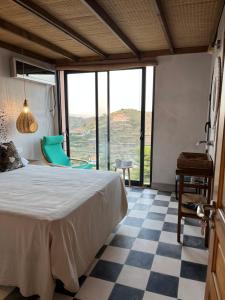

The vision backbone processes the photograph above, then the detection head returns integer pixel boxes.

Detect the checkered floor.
[0,188,208,300]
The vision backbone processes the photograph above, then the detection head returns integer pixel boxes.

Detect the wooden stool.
[176,169,213,247]
[115,159,133,187]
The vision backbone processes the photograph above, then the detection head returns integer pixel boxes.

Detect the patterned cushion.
[0,141,23,172]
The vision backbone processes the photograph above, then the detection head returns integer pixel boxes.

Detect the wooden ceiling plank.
[0,40,55,63]
[0,17,78,61]
[152,0,174,54]
[80,0,140,57]
[13,0,107,57]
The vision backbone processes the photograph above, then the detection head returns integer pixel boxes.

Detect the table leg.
[122,168,126,185]
[128,168,131,187]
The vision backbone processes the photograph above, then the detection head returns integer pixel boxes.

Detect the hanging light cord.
[22,51,27,100]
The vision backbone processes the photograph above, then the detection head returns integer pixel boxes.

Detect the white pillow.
[21,157,29,167]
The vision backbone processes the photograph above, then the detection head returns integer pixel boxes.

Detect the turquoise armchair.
[41,135,93,169]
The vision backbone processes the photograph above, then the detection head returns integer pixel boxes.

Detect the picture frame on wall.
[211,56,222,130]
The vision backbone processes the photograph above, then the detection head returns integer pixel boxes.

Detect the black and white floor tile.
[0,188,208,300]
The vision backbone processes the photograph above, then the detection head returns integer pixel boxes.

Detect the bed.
[0,165,127,300]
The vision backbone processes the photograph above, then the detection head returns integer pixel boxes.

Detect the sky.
[68,66,154,117]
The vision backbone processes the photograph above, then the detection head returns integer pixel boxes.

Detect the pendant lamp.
[16,99,38,133]
[16,57,38,134]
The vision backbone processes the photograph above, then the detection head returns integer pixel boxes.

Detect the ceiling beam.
[56,58,157,71]
[152,0,174,54]
[0,40,55,63]
[56,46,208,70]
[56,61,157,72]
[13,0,107,58]
[0,17,78,61]
[80,0,140,57]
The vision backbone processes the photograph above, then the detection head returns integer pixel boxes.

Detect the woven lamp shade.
[16,100,38,134]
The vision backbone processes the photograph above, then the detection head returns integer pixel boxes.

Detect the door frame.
[62,67,155,187]
[205,35,225,299]
[205,95,225,299]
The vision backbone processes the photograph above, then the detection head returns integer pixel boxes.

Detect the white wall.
[152,53,212,187]
[0,47,57,159]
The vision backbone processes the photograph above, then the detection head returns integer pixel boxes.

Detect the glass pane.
[144,66,154,184]
[109,69,142,181]
[98,72,108,170]
[67,73,96,168]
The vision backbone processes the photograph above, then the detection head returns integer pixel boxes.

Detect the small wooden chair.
[175,175,203,199]
[177,169,213,247]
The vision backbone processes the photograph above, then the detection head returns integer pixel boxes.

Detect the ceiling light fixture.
[16,55,38,134]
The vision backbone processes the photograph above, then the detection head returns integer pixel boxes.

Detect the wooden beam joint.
[13,0,107,58]
[0,40,55,63]
[80,0,141,58]
[152,0,174,54]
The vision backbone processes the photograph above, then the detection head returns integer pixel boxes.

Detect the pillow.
[0,141,23,172]
[21,157,29,166]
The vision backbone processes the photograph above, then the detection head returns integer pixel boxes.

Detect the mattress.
[0,165,127,299]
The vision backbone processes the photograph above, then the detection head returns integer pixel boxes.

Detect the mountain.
[69,109,152,135]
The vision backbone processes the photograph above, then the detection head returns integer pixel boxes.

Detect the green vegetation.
[69,109,152,183]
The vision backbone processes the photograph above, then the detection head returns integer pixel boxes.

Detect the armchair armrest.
[70,158,89,164]
[48,163,68,168]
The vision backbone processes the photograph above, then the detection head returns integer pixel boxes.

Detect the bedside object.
[115,159,133,187]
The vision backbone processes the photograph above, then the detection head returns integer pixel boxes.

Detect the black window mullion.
[107,71,110,171]
[95,72,99,170]
[150,67,156,187]
[64,71,70,157]
[56,71,62,135]
[140,67,146,185]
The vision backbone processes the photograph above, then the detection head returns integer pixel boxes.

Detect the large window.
[65,67,154,186]
[67,72,96,166]
[109,69,142,181]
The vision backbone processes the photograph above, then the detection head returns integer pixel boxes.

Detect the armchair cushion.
[42,135,71,166]
[41,135,94,169]
[43,135,64,145]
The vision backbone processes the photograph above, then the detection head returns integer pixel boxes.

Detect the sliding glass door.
[64,67,154,185]
[67,72,96,167]
[109,69,142,182]
[144,67,154,185]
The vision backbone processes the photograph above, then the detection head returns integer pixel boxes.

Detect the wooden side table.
[115,166,132,187]
[176,168,213,247]
[115,160,133,187]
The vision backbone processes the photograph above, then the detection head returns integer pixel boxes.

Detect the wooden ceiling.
[0,0,223,67]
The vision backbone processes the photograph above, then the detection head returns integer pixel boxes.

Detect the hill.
[69,108,152,181]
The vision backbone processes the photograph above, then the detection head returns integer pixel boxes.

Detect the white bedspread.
[0,165,127,299]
